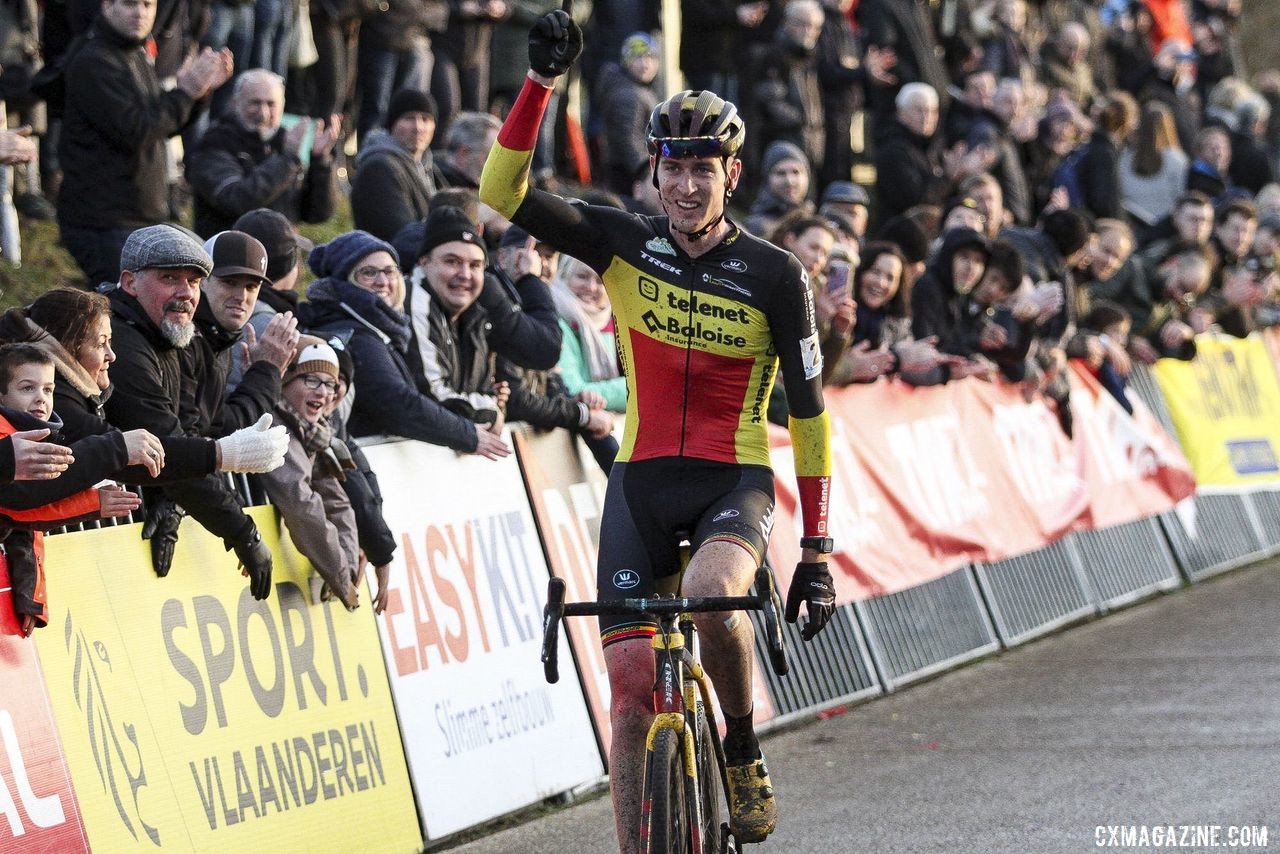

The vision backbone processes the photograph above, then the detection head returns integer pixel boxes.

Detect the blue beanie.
[308,230,400,281]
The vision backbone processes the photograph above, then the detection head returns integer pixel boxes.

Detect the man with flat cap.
[103,225,287,599]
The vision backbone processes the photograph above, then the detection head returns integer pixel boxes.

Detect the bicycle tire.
[643,727,689,854]
[694,705,723,854]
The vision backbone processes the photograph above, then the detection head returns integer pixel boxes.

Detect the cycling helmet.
[646,90,746,160]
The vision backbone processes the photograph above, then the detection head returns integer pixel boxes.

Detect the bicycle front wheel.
[694,705,723,854]
[642,727,689,854]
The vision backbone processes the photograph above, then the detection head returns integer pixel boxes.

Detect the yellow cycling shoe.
[725,755,777,843]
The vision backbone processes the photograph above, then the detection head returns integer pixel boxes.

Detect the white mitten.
[216,413,289,473]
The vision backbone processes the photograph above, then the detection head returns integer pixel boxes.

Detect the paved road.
[448,562,1280,853]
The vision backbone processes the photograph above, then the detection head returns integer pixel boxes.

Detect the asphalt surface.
[448,561,1280,854]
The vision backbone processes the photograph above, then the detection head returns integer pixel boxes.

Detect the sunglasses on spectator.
[353,265,401,282]
[653,137,726,159]
[296,374,339,392]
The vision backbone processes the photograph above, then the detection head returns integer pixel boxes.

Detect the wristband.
[800,536,835,554]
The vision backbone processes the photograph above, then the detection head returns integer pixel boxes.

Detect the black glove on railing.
[231,527,273,601]
[141,496,184,578]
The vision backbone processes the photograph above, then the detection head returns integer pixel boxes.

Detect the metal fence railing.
[855,568,999,691]
[1070,518,1182,610]
[973,538,1097,647]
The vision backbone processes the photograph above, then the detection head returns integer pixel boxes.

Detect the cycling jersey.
[481,76,832,544]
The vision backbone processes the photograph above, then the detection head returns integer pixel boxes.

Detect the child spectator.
[0,344,140,635]
[258,337,360,610]
[1068,301,1136,413]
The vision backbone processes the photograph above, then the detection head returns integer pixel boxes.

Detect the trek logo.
[641,310,749,348]
[638,276,659,302]
[613,569,640,589]
[702,273,752,298]
[640,251,683,276]
[645,236,677,256]
[713,509,740,522]
[722,258,748,273]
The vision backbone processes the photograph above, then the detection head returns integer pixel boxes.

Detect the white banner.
[364,435,605,839]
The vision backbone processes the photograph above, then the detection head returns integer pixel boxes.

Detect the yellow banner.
[37,507,422,853]
[1153,334,1280,487]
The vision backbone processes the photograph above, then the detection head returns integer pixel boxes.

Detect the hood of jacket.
[0,403,65,438]
[924,227,990,296]
[304,276,412,351]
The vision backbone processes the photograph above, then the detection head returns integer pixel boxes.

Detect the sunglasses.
[653,137,726,159]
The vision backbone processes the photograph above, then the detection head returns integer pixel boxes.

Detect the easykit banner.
[38,507,422,853]
[1067,362,1197,527]
[769,377,1088,605]
[0,634,88,851]
[1153,334,1280,488]
[512,428,777,757]
[363,435,605,840]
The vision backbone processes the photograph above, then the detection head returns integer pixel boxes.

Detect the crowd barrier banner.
[512,429,778,755]
[769,377,1087,605]
[38,507,422,853]
[0,634,88,851]
[1153,334,1280,489]
[1067,362,1197,528]
[363,435,605,840]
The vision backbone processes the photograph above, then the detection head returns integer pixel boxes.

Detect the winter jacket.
[597,62,659,176]
[0,407,118,523]
[330,412,395,568]
[556,318,627,411]
[258,413,359,599]
[102,287,258,545]
[743,188,812,239]
[482,267,563,371]
[351,131,444,242]
[873,119,951,227]
[751,34,825,170]
[300,277,479,450]
[187,117,336,238]
[182,299,281,439]
[911,227,989,347]
[1077,131,1125,221]
[57,16,200,230]
[404,273,499,423]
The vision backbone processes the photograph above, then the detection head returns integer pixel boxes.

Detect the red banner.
[1067,363,1196,529]
[769,372,1193,605]
[0,635,88,852]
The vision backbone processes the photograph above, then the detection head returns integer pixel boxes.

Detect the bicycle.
[541,561,789,854]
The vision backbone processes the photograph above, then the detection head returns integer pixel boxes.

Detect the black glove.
[529,0,583,78]
[231,527,273,601]
[141,496,184,578]
[785,561,836,642]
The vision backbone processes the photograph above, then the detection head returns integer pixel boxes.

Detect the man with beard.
[186,69,340,237]
[103,225,282,599]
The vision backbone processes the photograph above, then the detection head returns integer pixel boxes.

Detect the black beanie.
[386,88,437,129]
[877,215,931,265]
[418,206,487,262]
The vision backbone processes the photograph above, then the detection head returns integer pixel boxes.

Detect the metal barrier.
[1127,364,1178,435]
[751,596,881,729]
[854,568,999,691]
[973,538,1097,647]
[1246,489,1280,550]
[1159,494,1270,580]
[1070,518,1182,610]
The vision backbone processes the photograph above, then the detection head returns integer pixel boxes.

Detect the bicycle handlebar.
[541,570,790,684]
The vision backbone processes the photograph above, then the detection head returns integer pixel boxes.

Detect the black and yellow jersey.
[481,77,832,539]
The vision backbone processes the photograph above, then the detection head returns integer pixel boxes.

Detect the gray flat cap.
[120,224,214,276]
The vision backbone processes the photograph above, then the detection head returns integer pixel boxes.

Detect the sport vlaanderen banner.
[38,507,422,853]
[1153,334,1280,489]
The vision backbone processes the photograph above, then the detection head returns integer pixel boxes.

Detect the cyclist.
[479,5,837,849]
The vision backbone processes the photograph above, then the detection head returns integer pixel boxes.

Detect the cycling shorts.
[596,457,775,646]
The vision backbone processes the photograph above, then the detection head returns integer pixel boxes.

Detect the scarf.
[274,399,334,460]
[550,267,620,382]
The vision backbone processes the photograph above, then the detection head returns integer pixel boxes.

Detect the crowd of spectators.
[0,0,1277,626]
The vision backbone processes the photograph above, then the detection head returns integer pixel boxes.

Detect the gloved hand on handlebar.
[785,561,835,641]
[529,0,582,78]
